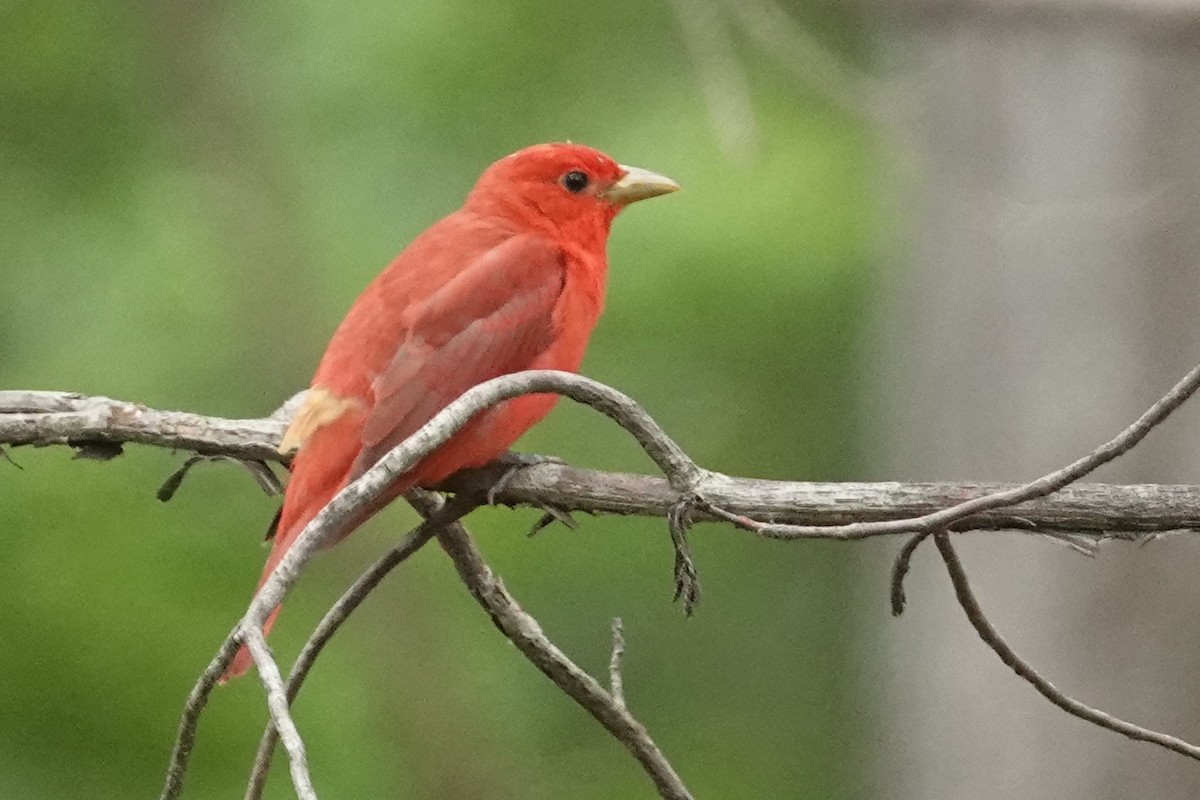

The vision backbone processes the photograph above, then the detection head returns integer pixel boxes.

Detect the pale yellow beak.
[601,165,680,205]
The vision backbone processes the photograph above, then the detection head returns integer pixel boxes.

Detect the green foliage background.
[1,2,875,797]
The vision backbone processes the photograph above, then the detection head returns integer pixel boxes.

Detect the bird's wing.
[353,233,567,477]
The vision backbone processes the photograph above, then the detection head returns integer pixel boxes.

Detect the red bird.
[225,143,678,679]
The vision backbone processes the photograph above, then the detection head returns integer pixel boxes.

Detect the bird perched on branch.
[224,143,679,680]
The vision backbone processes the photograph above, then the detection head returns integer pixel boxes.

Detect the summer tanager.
[224,143,678,680]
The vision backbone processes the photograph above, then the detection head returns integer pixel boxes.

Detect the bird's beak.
[601,165,680,205]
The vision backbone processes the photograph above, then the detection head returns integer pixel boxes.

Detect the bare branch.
[0,390,287,462]
[5,386,1200,541]
[244,493,481,800]
[244,627,317,800]
[889,531,931,616]
[703,360,1200,540]
[11,365,1200,795]
[874,360,1200,620]
[432,511,694,800]
[160,631,243,800]
[931,532,1200,761]
[239,370,709,658]
[610,618,627,712]
[161,372,698,800]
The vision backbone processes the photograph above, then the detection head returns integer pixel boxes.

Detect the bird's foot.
[486,452,581,535]
[434,452,576,532]
[485,451,565,505]
[436,451,563,503]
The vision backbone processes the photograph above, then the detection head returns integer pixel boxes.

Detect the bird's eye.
[560,170,590,194]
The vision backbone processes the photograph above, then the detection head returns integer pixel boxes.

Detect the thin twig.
[244,493,481,800]
[878,363,1200,619]
[889,531,932,616]
[610,617,627,712]
[889,526,1096,619]
[433,515,693,800]
[0,444,20,468]
[244,628,317,800]
[931,531,1200,761]
[157,454,283,502]
[706,361,1200,540]
[159,631,244,800]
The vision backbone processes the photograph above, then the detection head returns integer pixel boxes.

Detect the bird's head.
[465,143,679,243]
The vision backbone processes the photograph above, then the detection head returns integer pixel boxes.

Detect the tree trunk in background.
[868,4,1200,798]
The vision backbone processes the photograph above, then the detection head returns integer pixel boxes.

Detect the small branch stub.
[610,617,627,712]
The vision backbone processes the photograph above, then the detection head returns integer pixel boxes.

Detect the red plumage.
[223,143,677,680]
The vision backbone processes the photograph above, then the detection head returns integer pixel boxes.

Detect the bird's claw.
[485,451,566,506]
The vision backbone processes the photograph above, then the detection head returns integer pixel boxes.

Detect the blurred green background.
[0,1,875,797]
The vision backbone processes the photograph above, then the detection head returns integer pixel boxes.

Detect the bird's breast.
[547,249,607,363]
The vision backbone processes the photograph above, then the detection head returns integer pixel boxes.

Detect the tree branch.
[609,617,627,712]
[10,365,1200,797]
[159,629,242,800]
[431,507,694,800]
[931,532,1200,761]
[0,390,288,461]
[243,492,482,800]
[4,388,1200,541]
[243,627,317,800]
[152,372,704,800]
[700,360,1200,541]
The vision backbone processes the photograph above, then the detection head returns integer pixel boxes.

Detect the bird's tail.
[220,391,384,682]
[220,452,348,682]
[221,532,294,682]
[220,463,398,681]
